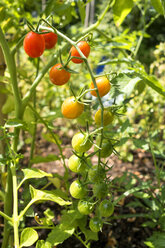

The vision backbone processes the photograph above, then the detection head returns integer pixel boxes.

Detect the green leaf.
[151,0,164,15]
[113,0,134,26]
[145,232,165,248]
[2,95,15,114]
[20,228,38,247]
[30,154,59,164]
[5,118,27,129]
[22,168,52,180]
[77,0,85,24]
[46,225,75,246]
[30,185,71,206]
[133,139,149,150]
[36,240,52,248]
[130,67,165,97]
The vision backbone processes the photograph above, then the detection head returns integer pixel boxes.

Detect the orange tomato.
[70,41,90,64]
[42,31,58,49]
[49,63,71,86]
[61,96,84,119]
[90,76,111,97]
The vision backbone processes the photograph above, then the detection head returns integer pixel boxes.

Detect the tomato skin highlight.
[23,31,45,58]
[42,31,58,49]
[72,132,92,153]
[70,41,90,64]
[69,180,86,199]
[90,76,111,97]
[61,97,84,119]
[95,109,114,126]
[99,199,114,217]
[89,217,103,232]
[49,63,71,86]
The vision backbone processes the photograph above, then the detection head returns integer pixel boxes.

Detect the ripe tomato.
[90,76,111,97]
[42,31,58,49]
[68,154,86,173]
[69,180,86,199]
[99,199,114,217]
[23,31,45,58]
[61,97,84,119]
[49,63,71,86]
[70,41,90,64]
[72,132,92,153]
[93,183,108,199]
[89,217,102,232]
[77,200,93,215]
[88,165,105,183]
[95,109,114,126]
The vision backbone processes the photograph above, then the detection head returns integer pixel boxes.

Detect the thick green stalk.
[0,27,22,248]
[11,165,19,248]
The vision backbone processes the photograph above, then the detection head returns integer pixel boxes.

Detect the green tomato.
[99,199,114,217]
[95,137,113,158]
[68,154,86,173]
[93,183,108,199]
[77,200,93,215]
[88,165,105,183]
[69,180,86,199]
[89,217,103,232]
[72,132,92,153]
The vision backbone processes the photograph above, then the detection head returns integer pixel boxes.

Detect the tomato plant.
[89,217,103,233]
[61,96,84,119]
[99,199,114,217]
[69,179,86,199]
[90,76,111,97]
[70,41,90,64]
[95,109,114,126]
[49,63,71,86]
[77,200,93,215]
[23,31,45,58]
[71,132,92,153]
[42,31,58,49]
[95,137,113,158]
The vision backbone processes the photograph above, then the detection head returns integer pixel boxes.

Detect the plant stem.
[18,200,35,221]
[74,232,89,248]
[11,165,19,248]
[0,210,12,222]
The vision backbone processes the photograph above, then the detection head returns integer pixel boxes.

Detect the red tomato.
[70,41,90,64]
[23,31,45,58]
[42,31,58,49]
[49,63,71,86]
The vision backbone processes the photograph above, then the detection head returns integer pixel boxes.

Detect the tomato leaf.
[30,185,71,206]
[20,228,38,247]
[30,154,59,164]
[36,240,52,248]
[113,0,134,26]
[22,168,52,180]
[77,0,85,24]
[151,0,164,15]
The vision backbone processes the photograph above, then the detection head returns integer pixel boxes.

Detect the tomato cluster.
[24,29,115,234]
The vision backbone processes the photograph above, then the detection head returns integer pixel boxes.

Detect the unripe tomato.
[61,97,84,119]
[90,76,111,97]
[77,200,93,215]
[88,165,105,183]
[95,109,114,126]
[69,180,86,199]
[49,63,71,86]
[95,137,113,158]
[72,132,92,153]
[89,217,103,232]
[99,199,114,217]
[93,183,108,199]
[23,31,45,58]
[70,41,90,64]
[68,154,86,173]
[42,31,58,49]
